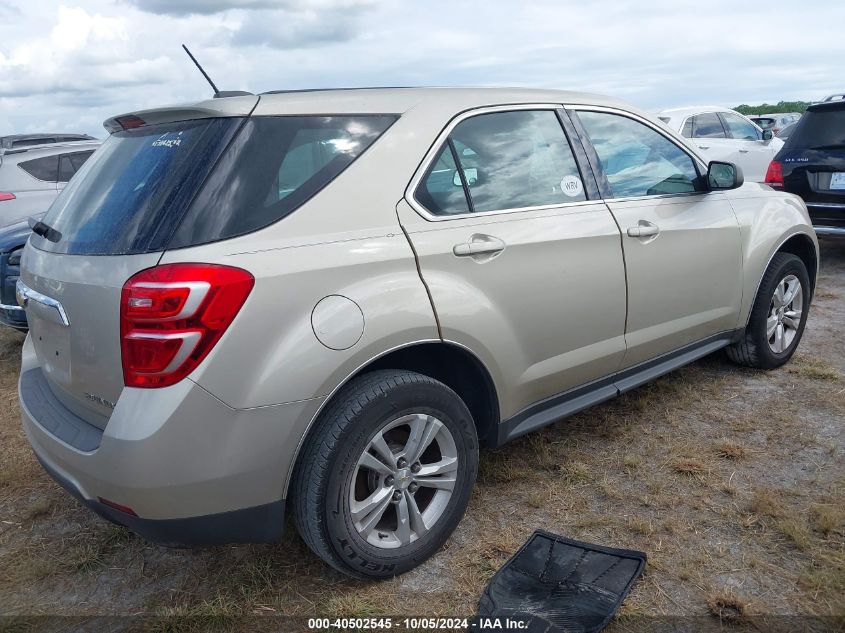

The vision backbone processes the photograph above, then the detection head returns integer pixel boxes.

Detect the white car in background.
[658,106,783,182]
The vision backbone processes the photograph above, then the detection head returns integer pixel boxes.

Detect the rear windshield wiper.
[28,217,62,243]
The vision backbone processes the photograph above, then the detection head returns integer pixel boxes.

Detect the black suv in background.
[765,100,845,236]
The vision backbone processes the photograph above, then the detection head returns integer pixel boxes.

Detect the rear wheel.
[727,253,810,369]
[291,370,478,579]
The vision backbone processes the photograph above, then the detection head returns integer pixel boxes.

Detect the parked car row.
[748,112,801,136]
[657,106,783,182]
[765,99,845,236]
[0,138,99,330]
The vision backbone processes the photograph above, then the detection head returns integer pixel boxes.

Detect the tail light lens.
[0,192,16,202]
[764,160,784,188]
[120,263,254,388]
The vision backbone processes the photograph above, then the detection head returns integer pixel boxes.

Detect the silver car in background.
[17,88,817,579]
[0,140,99,228]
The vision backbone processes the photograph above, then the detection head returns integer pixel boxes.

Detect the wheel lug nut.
[384,476,394,486]
[397,457,408,468]
[411,462,421,473]
[392,491,402,502]
[408,482,419,493]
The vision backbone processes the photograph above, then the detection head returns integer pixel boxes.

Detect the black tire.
[727,252,811,369]
[291,369,478,579]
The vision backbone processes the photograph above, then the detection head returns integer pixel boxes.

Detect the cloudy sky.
[0,0,839,138]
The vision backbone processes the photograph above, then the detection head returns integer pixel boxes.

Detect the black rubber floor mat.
[474,530,647,633]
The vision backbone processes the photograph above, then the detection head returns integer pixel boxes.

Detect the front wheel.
[291,370,478,579]
[727,252,811,369]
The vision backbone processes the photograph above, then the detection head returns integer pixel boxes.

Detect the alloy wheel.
[767,274,803,353]
[349,413,458,549]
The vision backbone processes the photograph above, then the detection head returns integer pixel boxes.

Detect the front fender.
[727,185,818,327]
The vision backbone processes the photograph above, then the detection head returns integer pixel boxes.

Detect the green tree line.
[733,101,811,115]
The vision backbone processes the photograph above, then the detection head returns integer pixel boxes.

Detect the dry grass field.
[1,241,843,631]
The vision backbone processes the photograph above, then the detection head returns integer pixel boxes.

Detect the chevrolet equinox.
[16,88,818,578]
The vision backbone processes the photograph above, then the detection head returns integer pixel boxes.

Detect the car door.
[719,111,783,181]
[570,107,743,369]
[398,106,628,420]
[686,112,739,166]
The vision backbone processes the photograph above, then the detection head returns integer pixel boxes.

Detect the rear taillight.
[764,160,784,188]
[0,192,15,202]
[120,263,254,388]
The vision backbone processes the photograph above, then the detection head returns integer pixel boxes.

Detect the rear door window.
[18,155,59,182]
[58,151,96,182]
[692,113,727,138]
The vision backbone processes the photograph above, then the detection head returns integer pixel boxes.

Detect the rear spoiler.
[102,95,259,134]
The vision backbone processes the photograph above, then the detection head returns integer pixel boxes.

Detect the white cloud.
[0,0,838,138]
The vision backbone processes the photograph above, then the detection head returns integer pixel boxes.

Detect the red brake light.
[764,160,784,188]
[120,264,254,388]
[116,115,146,130]
[0,192,16,202]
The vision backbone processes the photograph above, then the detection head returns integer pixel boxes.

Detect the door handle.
[698,145,710,150]
[453,234,506,258]
[626,221,660,238]
[738,149,749,153]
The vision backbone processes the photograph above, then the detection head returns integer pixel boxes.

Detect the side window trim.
[554,108,601,200]
[447,138,475,213]
[406,103,600,222]
[565,105,708,202]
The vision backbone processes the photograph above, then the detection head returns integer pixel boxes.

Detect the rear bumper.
[19,335,321,546]
[35,452,285,547]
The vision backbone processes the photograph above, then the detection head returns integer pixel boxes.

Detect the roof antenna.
[182,44,220,95]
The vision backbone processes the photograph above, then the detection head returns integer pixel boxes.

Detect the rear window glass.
[169,115,396,248]
[31,119,239,255]
[18,155,59,181]
[31,115,395,255]
[784,108,845,150]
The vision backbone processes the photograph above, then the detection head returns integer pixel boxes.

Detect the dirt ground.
[0,240,843,630]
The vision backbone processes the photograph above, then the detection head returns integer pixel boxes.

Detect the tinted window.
[681,119,693,138]
[70,151,94,171]
[783,107,845,150]
[721,112,760,140]
[418,110,586,215]
[32,119,241,255]
[170,115,396,248]
[577,111,701,198]
[692,113,727,138]
[18,155,59,181]
[58,155,75,182]
[32,116,395,255]
[416,143,471,215]
[57,150,95,183]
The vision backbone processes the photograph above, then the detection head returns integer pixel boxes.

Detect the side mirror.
[452,168,479,187]
[707,161,744,191]
[762,129,774,142]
